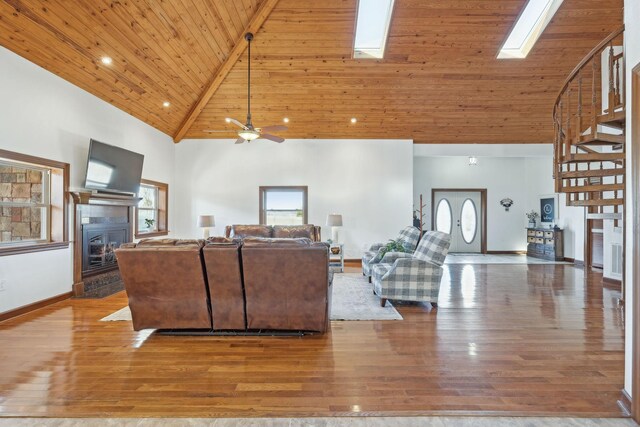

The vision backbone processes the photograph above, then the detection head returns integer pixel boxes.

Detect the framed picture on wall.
[539,194,559,223]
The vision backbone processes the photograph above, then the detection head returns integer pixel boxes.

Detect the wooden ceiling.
[0,0,623,144]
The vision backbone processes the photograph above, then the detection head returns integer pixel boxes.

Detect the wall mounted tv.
[84,139,144,195]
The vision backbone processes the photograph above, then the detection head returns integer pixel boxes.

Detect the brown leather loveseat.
[225,224,322,241]
[116,236,332,335]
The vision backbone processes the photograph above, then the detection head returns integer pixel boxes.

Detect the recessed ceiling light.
[162,101,170,108]
[283,117,290,123]
[100,56,113,65]
[225,118,231,123]
[351,117,357,124]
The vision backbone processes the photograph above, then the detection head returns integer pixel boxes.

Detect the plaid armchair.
[372,231,451,308]
[361,226,421,278]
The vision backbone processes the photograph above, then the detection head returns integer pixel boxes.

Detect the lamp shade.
[197,215,215,228]
[326,214,343,227]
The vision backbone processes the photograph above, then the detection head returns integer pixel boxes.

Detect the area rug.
[101,273,402,322]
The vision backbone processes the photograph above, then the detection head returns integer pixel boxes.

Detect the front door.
[433,191,482,253]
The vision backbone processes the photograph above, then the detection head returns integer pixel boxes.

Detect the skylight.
[498,0,564,59]
[353,0,395,59]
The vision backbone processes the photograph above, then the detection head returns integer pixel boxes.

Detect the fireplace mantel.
[69,190,141,207]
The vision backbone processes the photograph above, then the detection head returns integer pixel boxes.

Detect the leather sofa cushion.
[134,238,204,248]
[241,237,314,247]
[229,225,273,238]
[206,236,240,246]
[202,240,246,330]
[273,225,316,240]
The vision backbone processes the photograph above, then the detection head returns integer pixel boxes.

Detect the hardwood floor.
[0,264,625,418]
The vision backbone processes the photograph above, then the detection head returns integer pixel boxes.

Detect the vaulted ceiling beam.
[172,0,280,143]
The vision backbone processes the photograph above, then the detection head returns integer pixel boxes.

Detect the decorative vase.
[528,221,536,228]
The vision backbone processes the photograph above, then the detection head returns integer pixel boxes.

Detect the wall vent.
[612,244,623,276]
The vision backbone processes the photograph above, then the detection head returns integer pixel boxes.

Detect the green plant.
[379,239,407,258]
[526,210,540,221]
[144,218,155,229]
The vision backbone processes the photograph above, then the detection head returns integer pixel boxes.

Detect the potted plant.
[144,218,155,231]
[379,239,408,258]
[526,210,539,228]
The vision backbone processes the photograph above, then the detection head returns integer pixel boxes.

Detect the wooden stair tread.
[575,132,625,146]
[597,110,626,127]
[561,152,625,163]
[567,199,624,207]
[560,183,624,193]
[559,168,625,179]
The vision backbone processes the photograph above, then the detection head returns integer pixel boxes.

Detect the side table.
[328,242,344,272]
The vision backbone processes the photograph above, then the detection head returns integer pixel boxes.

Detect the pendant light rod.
[245,32,254,128]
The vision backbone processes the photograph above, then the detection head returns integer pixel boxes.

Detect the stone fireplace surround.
[69,191,139,297]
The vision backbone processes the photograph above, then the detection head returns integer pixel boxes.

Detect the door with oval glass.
[433,191,483,253]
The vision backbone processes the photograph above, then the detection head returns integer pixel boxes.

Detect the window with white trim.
[135,179,168,238]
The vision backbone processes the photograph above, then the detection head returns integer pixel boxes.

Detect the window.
[0,149,69,255]
[498,0,564,59]
[135,179,168,238]
[435,198,452,234]
[460,198,478,244]
[259,186,308,226]
[353,0,396,59]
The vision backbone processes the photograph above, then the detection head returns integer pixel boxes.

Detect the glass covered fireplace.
[82,223,130,276]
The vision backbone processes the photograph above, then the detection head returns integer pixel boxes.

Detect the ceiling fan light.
[239,130,260,141]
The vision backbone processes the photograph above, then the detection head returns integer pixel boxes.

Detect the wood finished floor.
[0,264,626,418]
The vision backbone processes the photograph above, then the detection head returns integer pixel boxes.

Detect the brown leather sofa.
[241,238,331,332]
[116,236,331,334]
[116,239,212,331]
[225,224,322,242]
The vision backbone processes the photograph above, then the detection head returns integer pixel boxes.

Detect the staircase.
[553,26,625,215]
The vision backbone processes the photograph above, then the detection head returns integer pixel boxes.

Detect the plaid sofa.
[361,226,421,277]
[372,231,451,307]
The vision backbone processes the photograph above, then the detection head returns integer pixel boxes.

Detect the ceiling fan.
[204,33,288,144]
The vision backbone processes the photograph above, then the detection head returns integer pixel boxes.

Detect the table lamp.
[326,214,343,243]
[197,215,215,239]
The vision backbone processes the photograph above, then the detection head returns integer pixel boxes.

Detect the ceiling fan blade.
[260,133,285,143]
[234,137,246,144]
[228,118,248,130]
[257,125,288,133]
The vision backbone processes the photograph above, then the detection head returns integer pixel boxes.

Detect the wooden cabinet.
[527,228,564,261]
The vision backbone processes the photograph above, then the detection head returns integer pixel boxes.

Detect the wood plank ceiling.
[0,0,623,144]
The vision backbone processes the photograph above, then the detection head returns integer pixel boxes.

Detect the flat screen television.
[84,139,144,195]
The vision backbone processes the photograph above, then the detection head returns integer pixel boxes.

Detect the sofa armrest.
[380,257,441,281]
[380,251,413,264]
[368,242,384,251]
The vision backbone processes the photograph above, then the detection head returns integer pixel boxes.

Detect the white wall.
[0,46,175,314]
[173,139,414,258]
[624,0,640,398]
[413,154,585,258]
